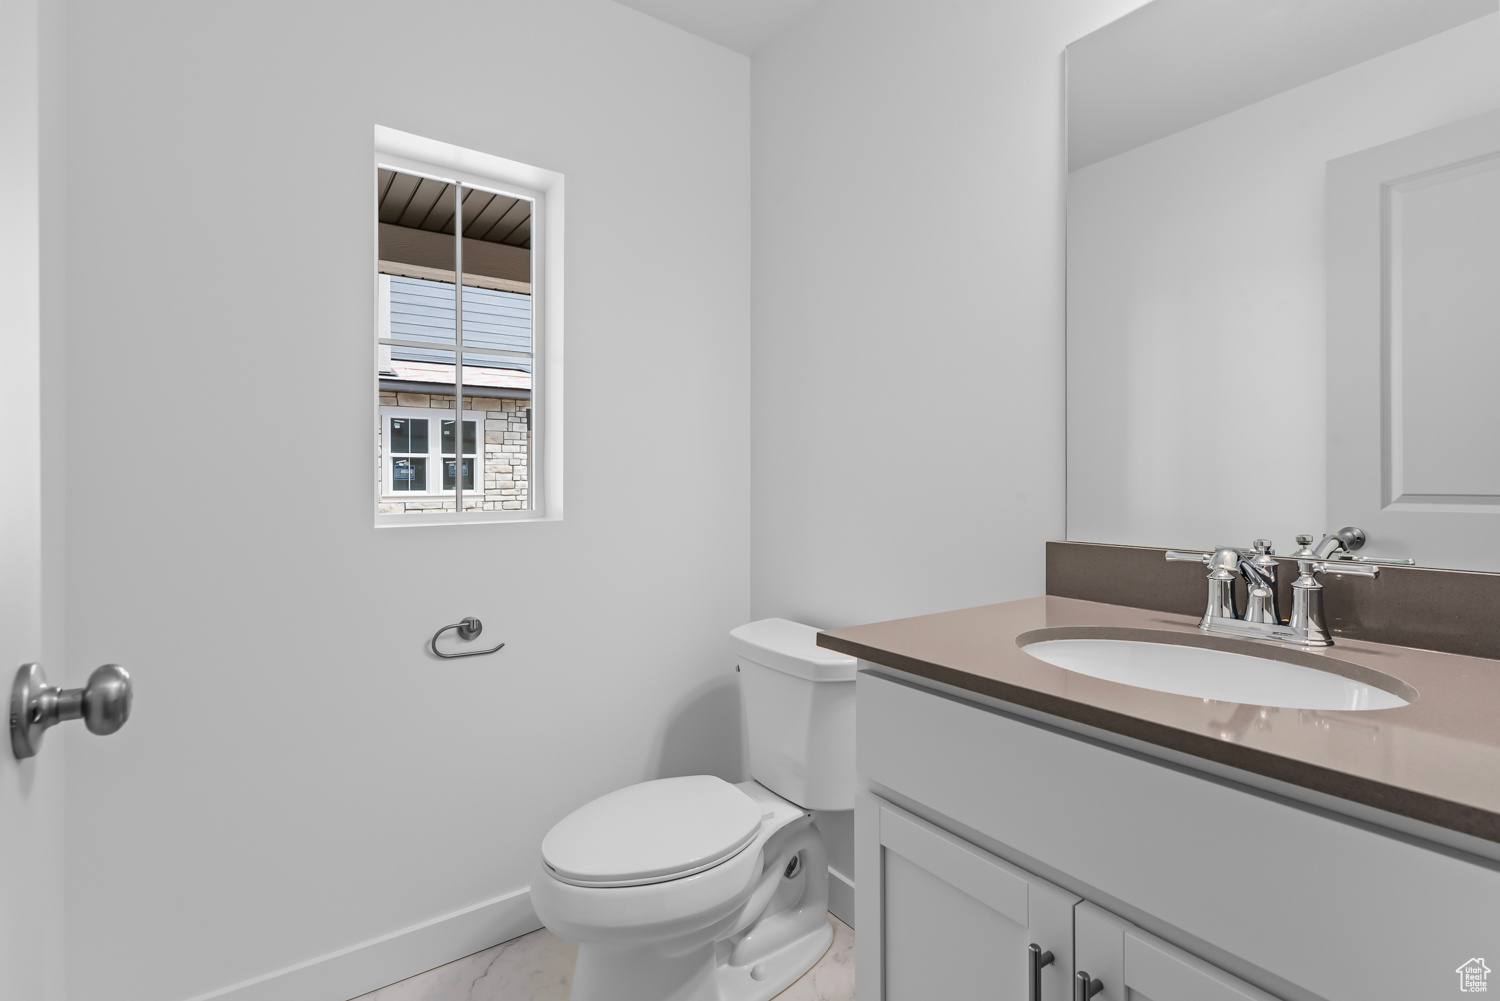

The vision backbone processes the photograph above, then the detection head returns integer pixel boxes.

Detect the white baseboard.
[180,867,849,1001]
[182,886,540,1001]
[827,865,855,929]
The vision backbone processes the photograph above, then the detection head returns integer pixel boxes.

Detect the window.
[380,408,483,498]
[372,128,561,524]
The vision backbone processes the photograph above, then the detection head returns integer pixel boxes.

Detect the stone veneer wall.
[377,391,530,514]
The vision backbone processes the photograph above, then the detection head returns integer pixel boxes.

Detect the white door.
[858,795,1078,1001]
[1074,902,1282,1001]
[1,0,63,995]
[1327,109,1500,569]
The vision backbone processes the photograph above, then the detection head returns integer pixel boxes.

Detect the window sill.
[374,509,554,528]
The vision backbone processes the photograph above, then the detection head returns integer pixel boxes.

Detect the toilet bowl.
[531,619,856,1001]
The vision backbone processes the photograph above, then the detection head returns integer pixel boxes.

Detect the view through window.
[375,163,536,518]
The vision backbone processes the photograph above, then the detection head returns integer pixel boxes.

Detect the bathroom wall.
[1066,13,1500,553]
[750,0,1151,889]
[750,0,1148,630]
[58,3,750,1000]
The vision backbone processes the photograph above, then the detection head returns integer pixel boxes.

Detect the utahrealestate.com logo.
[1458,958,1492,993]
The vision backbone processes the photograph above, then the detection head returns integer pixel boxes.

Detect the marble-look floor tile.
[352,928,577,1001]
[774,915,855,1001]
[352,912,854,1001]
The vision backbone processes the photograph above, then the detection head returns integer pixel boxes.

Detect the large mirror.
[1065,0,1500,570]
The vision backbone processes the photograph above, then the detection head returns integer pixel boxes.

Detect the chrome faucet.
[1166,535,1378,647]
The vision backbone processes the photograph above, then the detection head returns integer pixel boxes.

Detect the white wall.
[59,3,750,999]
[1066,14,1499,554]
[750,0,1147,632]
[751,0,1151,890]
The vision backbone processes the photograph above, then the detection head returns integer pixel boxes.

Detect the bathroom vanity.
[833,0,1500,991]
[822,576,1500,1001]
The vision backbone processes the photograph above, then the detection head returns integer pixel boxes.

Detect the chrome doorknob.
[79,664,131,736]
[10,663,133,760]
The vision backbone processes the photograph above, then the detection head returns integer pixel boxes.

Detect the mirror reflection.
[1065,0,1500,570]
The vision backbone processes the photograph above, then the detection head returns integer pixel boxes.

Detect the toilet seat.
[542,776,764,888]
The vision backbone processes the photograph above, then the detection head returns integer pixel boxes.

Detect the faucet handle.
[1299,560,1379,579]
[1167,548,1244,578]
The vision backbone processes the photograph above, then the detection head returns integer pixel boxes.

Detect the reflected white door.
[1327,109,1500,568]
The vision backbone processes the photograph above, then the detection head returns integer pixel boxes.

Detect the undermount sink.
[1020,630,1413,711]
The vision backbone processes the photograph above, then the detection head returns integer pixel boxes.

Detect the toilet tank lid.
[729,618,856,682]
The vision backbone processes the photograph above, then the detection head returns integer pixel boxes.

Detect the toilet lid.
[542,776,763,887]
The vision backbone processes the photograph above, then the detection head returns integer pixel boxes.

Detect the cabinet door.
[1075,902,1281,1001]
[857,794,1079,1001]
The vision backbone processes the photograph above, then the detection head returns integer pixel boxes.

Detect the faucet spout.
[1312,526,1366,560]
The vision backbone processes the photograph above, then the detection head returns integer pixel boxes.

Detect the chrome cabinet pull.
[1074,970,1103,1001]
[1029,943,1055,1001]
[431,617,506,659]
[11,663,132,760]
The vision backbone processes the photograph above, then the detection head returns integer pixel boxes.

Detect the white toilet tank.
[730,618,857,811]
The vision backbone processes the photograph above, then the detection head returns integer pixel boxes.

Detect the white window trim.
[379,406,483,502]
[373,126,563,527]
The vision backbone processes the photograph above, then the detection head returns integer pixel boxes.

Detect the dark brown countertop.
[819,595,1500,844]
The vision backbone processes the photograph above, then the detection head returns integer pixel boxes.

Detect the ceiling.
[611,0,828,54]
[378,168,531,249]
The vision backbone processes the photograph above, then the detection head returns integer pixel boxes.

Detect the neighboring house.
[377,274,533,513]
[1458,958,1492,993]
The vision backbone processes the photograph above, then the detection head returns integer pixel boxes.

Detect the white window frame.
[379,406,484,501]
[373,126,563,527]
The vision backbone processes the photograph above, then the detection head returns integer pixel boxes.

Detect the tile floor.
[353,913,854,1001]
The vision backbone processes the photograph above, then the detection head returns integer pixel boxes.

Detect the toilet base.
[716,913,833,1001]
[569,914,833,1001]
[570,942,720,1001]
[564,804,834,1001]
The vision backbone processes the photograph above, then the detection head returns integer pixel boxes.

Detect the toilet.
[530,618,857,1001]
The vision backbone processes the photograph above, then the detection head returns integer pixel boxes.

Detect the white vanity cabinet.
[856,669,1500,1000]
[859,793,1274,1001]
[863,796,1078,1000]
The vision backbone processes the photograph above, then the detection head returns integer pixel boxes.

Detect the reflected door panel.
[1327,109,1500,569]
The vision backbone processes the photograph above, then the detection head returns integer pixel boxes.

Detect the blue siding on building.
[388,275,531,372]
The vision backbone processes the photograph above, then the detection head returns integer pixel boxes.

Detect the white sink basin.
[1021,636,1410,711]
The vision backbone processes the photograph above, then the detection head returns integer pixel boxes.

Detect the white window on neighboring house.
[379,407,481,499]
[373,128,562,524]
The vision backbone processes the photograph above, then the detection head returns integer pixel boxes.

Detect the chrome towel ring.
[431,617,506,659]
